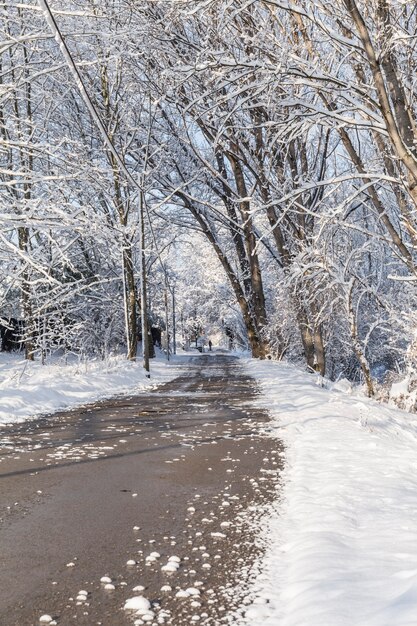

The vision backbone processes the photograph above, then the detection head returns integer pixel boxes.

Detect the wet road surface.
[0,354,283,626]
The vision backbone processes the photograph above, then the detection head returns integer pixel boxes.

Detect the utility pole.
[139,183,150,376]
[164,284,170,361]
[121,246,132,360]
[172,286,176,355]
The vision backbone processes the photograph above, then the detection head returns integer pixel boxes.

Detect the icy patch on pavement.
[236,359,417,626]
[0,353,179,426]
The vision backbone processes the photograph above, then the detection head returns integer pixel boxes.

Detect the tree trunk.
[228,152,269,346]
[343,0,417,205]
[313,323,326,376]
[296,303,315,371]
[123,244,138,361]
[347,284,374,397]
[101,62,138,361]
[18,227,34,361]
[111,156,138,361]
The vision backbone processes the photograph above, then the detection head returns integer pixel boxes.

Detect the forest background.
[2,0,417,406]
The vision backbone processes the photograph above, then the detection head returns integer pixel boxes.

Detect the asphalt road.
[0,354,283,626]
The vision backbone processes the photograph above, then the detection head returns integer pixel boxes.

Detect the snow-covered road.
[0,354,281,626]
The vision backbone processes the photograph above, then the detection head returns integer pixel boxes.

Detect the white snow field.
[242,359,417,626]
[0,352,178,426]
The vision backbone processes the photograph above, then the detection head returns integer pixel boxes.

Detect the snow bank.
[0,353,178,426]
[240,359,417,626]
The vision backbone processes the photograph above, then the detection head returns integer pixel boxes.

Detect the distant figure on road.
[208,340,213,351]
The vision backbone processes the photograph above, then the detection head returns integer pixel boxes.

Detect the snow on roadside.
[240,358,417,626]
[0,352,179,426]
